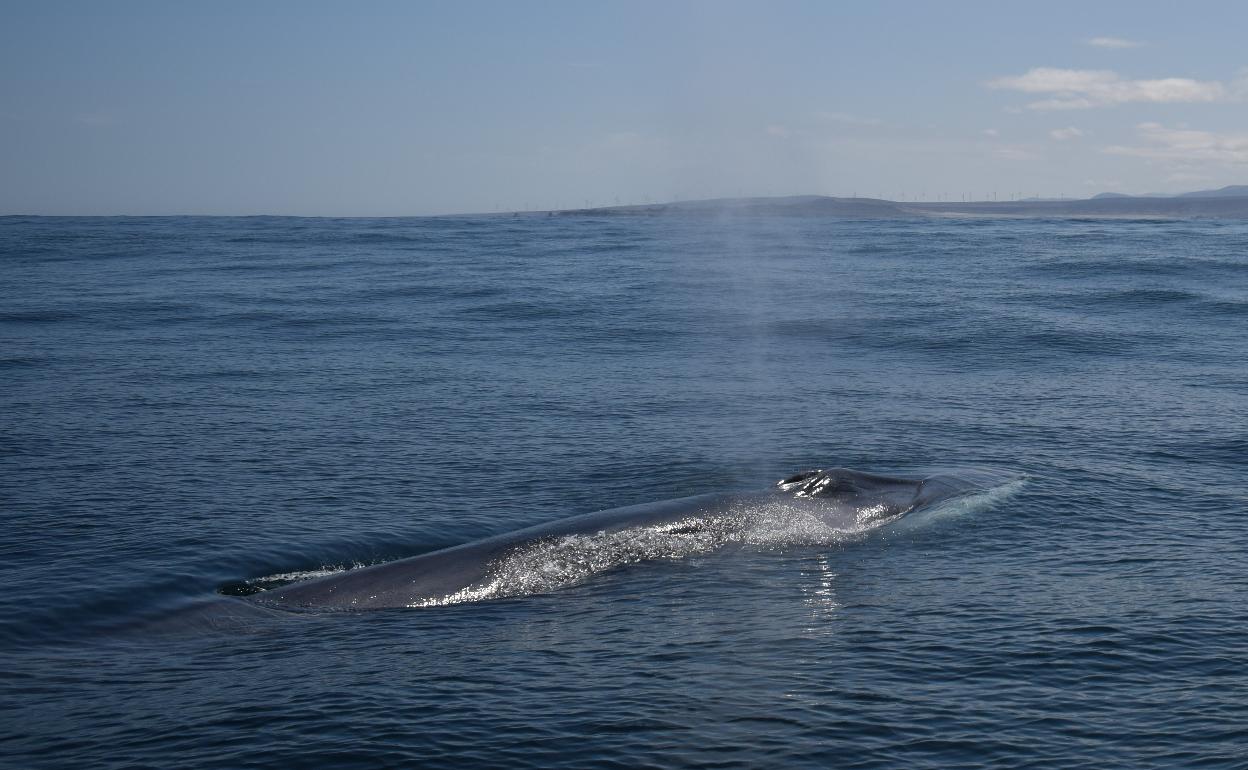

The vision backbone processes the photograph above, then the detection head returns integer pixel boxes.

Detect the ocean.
[2,213,1246,768]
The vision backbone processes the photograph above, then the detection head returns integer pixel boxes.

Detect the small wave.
[1195,297,1248,317]
[458,299,591,322]
[0,355,52,369]
[0,309,81,323]
[1150,437,1248,467]
[1024,258,1194,279]
[339,231,437,245]
[767,316,914,340]
[764,316,1154,363]
[1083,288,1201,307]
[1018,328,1141,356]
[845,243,896,255]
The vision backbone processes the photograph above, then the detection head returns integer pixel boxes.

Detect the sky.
[2,0,1246,215]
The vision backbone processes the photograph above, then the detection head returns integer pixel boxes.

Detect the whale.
[242,467,1005,612]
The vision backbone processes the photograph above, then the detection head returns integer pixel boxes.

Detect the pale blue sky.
[2,1,1246,215]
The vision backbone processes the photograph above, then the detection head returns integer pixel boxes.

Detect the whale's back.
[248,469,1001,611]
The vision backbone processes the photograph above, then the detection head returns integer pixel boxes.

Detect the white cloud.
[1050,126,1085,141]
[766,124,792,139]
[987,68,1228,110]
[1086,36,1143,49]
[1104,122,1248,164]
[982,128,999,137]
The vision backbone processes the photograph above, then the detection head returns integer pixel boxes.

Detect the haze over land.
[2,1,1246,215]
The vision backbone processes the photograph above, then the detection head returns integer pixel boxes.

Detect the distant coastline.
[558,186,1248,220]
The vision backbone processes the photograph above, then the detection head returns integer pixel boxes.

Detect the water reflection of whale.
[244,467,1009,612]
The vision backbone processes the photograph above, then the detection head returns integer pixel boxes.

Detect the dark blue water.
[3,213,1246,768]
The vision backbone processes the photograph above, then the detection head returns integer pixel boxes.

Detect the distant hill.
[1093,185,1248,200]
[558,192,1248,220]
[1178,185,1248,198]
[561,195,917,218]
[906,195,1248,219]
